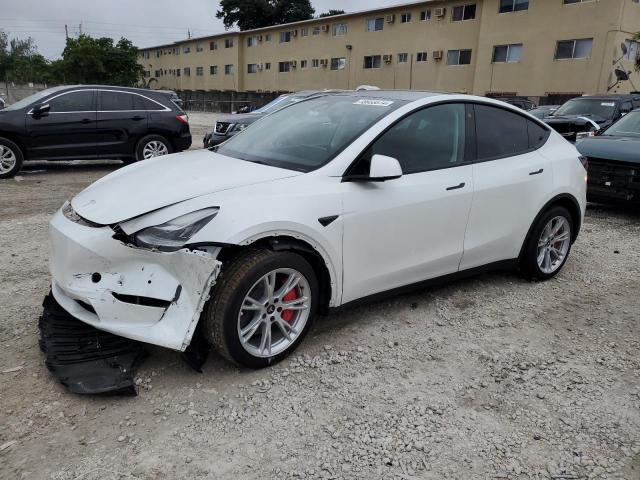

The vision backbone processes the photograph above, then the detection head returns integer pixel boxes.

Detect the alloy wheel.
[0,145,16,174]
[142,140,169,159]
[537,216,571,274]
[237,268,311,358]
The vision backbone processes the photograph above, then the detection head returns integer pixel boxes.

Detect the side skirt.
[332,259,518,312]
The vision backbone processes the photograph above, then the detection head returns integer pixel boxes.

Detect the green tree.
[216,0,315,30]
[319,9,345,18]
[60,34,143,86]
[0,32,51,83]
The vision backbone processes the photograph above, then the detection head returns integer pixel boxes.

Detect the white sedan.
[48,91,586,368]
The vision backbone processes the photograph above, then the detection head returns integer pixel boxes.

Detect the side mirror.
[344,154,403,182]
[32,103,50,116]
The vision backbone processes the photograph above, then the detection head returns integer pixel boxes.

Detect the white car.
[48,91,587,368]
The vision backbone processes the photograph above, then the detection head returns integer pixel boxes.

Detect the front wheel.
[135,134,172,161]
[203,249,318,368]
[0,137,24,179]
[520,206,574,280]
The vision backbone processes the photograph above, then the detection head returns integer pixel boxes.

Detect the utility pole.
[188,29,191,39]
[64,24,68,39]
[79,22,82,35]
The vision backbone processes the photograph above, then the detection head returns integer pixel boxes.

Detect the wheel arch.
[215,234,337,314]
[518,193,582,260]
[0,132,26,158]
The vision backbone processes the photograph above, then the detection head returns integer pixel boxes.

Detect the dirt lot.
[1,113,639,480]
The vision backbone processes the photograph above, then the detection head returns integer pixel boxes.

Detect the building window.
[279,61,291,73]
[312,26,321,36]
[183,67,191,76]
[196,66,203,76]
[332,23,347,36]
[176,69,181,77]
[452,4,476,21]
[265,62,271,70]
[225,38,234,48]
[210,65,218,75]
[247,36,258,47]
[301,27,309,36]
[225,64,234,75]
[331,57,346,70]
[196,43,203,52]
[401,12,412,23]
[301,59,308,68]
[563,0,594,3]
[154,70,161,77]
[265,34,272,41]
[624,39,639,60]
[492,43,523,62]
[366,18,384,31]
[210,41,217,50]
[280,31,292,43]
[447,49,472,65]
[554,38,593,59]
[364,55,382,69]
[417,52,428,62]
[247,64,258,74]
[312,58,320,68]
[420,10,431,20]
[499,0,528,12]
[183,46,190,54]
[398,53,409,63]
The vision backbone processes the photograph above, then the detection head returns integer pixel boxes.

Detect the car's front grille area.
[214,122,231,134]
[588,157,640,202]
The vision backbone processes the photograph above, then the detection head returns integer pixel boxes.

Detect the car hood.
[71,149,302,225]
[545,115,610,126]
[576,135,640,163]
[215,112,264,125]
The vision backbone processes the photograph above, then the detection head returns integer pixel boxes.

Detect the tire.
[0,137,24,179]
[520,206,574,281]
[135,134,173,161]
[203,248,318,368]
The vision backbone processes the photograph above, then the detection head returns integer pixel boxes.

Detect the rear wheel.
[520,206,573,280]
[135,134,172,161]
[0,137,23,179]
[203,249,318,368]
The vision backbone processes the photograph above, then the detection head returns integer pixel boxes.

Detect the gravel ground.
[1,118,639,479]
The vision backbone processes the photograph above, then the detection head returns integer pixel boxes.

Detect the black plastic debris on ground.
[39,292,147,395]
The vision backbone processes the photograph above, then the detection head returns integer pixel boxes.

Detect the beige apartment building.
[138,0,640,103]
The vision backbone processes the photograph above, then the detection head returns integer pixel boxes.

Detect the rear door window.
[474,104,530,161]
[99,91,136,111]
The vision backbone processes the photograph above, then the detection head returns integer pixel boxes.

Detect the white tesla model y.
[48,91,586,368]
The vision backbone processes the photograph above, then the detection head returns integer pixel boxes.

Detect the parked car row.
[0,85,191,178]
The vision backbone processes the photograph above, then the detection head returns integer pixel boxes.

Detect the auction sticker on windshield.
[353,99,394,107]
[601,102,615,107]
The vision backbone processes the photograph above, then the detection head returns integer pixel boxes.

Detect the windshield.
[602,111,640,137]
[552,99,616,119]
[3,86,67,111]
[216,95,405,172]
[254,95,301,114]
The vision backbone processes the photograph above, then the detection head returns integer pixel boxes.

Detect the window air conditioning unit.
[434,7,446,17]
[258,63,264,70]
[290,60,297,68]
[386,14,396,23]
[292,30,298,37]
[320,58,329,67]
[432,50,443,61]
[383,54,393,63]
[258,35,263,42]
[321,24,330,32]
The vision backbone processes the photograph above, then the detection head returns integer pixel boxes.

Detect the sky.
[0,0,403,59]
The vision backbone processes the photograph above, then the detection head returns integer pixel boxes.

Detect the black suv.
[544,94,640,142]
[0,85,192,179]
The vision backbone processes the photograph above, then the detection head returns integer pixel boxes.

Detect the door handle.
[131,115,145,121]
[446,182,466,191]
[529,169,544,176]
[81,118,92,124]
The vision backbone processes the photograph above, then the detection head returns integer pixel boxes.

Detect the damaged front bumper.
[49,207,222,351]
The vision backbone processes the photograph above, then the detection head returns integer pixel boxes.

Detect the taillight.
[176,114,189,124]
[579,155,588,170]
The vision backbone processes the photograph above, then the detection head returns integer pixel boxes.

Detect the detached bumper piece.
[39,293,146,395]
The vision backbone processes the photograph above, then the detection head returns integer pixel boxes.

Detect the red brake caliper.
[281,288,298,323]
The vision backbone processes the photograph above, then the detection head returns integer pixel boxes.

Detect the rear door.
[96,90,148,158]
[25,89,97,160]
[460,103,552,270]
